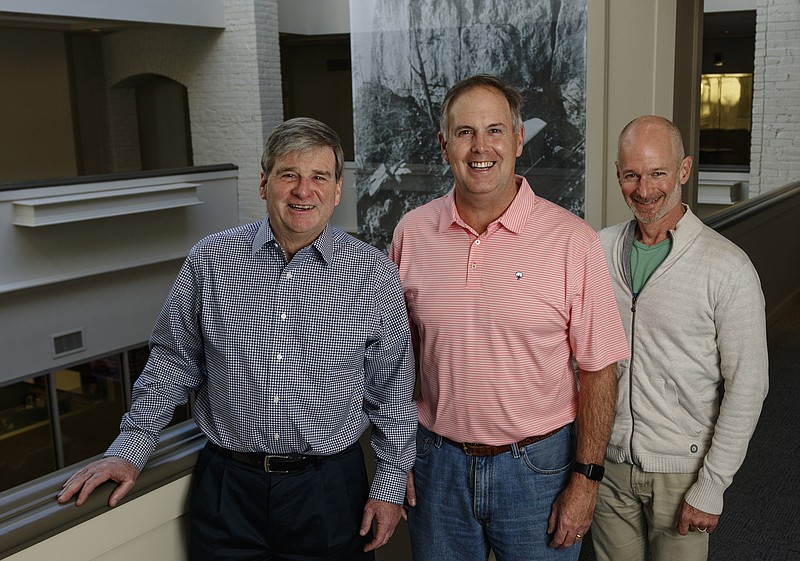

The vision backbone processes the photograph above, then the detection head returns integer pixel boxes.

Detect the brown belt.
[442,426,564,457]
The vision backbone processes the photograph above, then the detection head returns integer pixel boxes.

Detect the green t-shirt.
[631,238,671,296]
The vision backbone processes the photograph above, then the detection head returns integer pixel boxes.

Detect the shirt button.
[276,353,283,361]
[286,272,293,279]
[273,395,280,403]
[471,263,477,269]
[274,433,280,441]
[474,239,481,245]
[280,313,287,321]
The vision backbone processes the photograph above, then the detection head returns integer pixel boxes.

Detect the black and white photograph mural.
[350,0,587,252]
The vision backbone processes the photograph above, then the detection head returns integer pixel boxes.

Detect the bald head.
[617,115,685,167]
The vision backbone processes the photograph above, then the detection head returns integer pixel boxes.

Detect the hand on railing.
[57,456,140,508]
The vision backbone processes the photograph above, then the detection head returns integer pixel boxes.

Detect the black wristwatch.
[573,462,605,482]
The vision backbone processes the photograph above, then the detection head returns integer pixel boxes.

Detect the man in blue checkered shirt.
[58,117,417,560]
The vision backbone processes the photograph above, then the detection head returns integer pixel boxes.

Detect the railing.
[704,180,800,230]
[703,180,800,323]
[0,422,205,560]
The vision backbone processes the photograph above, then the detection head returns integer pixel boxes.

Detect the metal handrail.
[703,180,800,231]
[0,422,206,559]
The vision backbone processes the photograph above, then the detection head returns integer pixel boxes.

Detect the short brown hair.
[439,75,524,139]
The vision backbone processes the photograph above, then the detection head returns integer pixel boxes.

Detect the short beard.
[628,183,682,225]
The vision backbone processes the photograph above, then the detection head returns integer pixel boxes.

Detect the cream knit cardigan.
[598,206,769,515]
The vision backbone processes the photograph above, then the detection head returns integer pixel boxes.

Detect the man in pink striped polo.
[390,75,629,561]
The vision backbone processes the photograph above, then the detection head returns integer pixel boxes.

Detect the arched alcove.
[114,74,193,170]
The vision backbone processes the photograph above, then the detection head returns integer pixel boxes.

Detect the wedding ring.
[576,534,583,539]
[698,527,707,533]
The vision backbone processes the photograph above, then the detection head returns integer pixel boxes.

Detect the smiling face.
[260,147,342,260]
[439,85,524,217]
[616,119,692,229]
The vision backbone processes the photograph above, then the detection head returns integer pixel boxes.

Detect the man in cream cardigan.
[591,115,769,561]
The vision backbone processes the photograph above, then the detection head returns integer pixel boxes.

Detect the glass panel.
[699,73,753,166]
[0,377,56,492]
[128,345,191,427]
[58,356,127,466]
[127,345,150,378]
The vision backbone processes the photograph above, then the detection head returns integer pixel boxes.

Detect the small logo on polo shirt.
[515,271,523,280]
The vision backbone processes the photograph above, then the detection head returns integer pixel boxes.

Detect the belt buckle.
[462,443,476,456]
[263,455,291,473]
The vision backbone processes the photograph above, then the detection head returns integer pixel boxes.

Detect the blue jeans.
[407,424,580,561]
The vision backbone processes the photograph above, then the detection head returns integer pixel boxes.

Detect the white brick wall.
[102,0,283,224]
[750,0,800,196]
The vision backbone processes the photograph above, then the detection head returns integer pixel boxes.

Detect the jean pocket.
[520,427,574,474]
[415,428,435,459]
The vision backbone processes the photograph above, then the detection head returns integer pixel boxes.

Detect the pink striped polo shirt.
[390,176,628,445]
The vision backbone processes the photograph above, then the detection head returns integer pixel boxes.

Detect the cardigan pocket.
[664,378,703,437]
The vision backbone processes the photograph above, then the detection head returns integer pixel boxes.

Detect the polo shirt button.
[276,353,283,361]
[474,239,481,245]
[274,433,280,441]
[274,395,280,403]
[471,263,477,269]
[280,313,287,321]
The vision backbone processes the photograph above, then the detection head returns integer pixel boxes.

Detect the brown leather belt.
[442,426,564,457]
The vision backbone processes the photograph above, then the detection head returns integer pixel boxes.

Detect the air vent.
[52,329,85,358]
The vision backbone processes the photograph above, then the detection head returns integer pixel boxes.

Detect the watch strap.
[573,461,605,481]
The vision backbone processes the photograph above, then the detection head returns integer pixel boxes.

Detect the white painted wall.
[0,169,238,383]
[0,0,225,28]
[705,0,756,12]
[277,0,350,34]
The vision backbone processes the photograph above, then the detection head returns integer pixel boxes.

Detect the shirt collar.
[252,215,335,264]
[438,175,535,235]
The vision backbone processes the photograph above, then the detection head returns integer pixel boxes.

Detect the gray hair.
[440,75,524,139]
[261,117,344,181]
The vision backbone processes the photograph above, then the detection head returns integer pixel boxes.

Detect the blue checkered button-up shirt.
[106,218,417,504]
